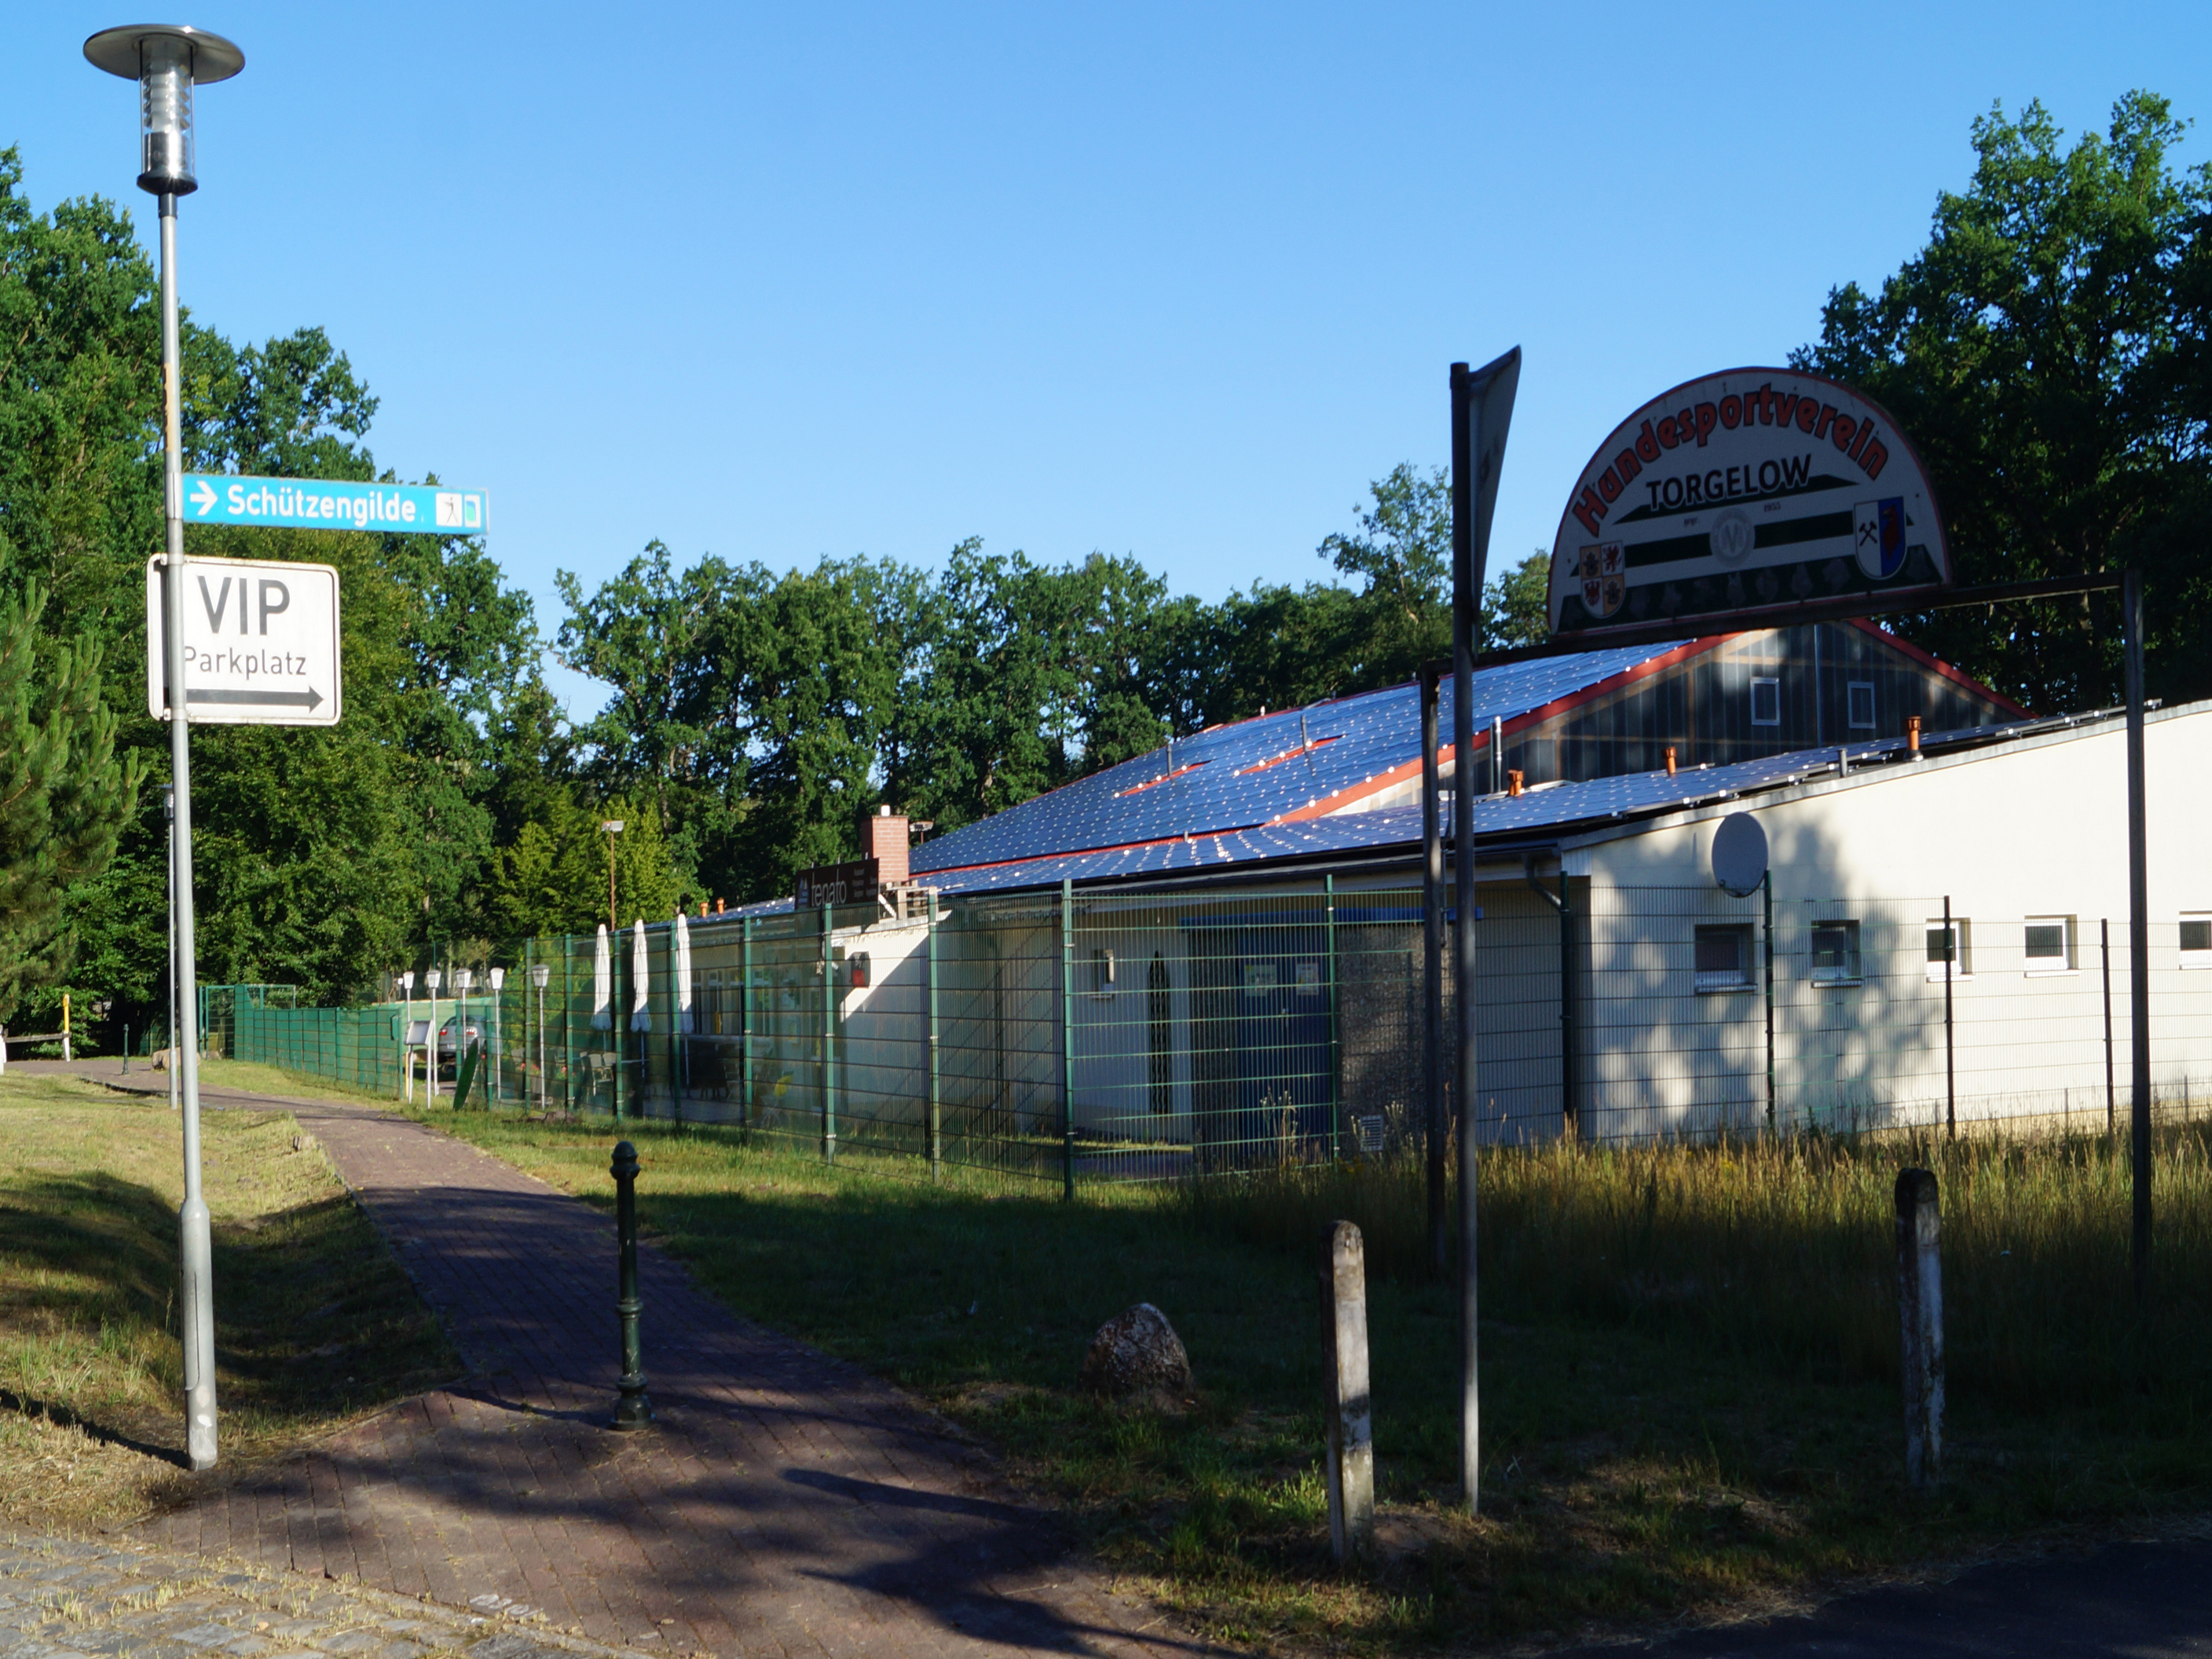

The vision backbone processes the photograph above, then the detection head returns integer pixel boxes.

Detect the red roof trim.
[1236,734,1342,775]
[1267,635,1735,825]
[1114,760,1207,797]
[1843,617,2034,721]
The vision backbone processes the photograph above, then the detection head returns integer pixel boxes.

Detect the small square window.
[2183,917,2212,966]
[1694,925,1753,991]
[1811,920,1862,983]
[1927,917,1972,980]
[1750,677,1781,727]
[2025,916,2075,972]
[1847,681,1876,729]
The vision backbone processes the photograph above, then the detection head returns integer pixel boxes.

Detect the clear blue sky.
[11,2,2210,717]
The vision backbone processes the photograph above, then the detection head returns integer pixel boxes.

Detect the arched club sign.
[1547,367,1949,639]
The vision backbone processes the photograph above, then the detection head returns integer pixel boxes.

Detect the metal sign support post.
[156,189,217,1474]
[2124,569,2152,1299]
[1448,363,1479,1513]
[1448,347,1518,1515]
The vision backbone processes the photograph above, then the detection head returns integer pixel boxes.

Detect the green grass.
[0,1069,460,1533]
[397,1102,2212,1653]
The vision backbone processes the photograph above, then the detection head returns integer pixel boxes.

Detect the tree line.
[1,92,2206,1040]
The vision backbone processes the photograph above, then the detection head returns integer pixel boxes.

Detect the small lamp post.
[530,962,551,1115]
[425,969,441,1100]
[398,970,416,1101]
[488,966,506,1104]
[455,969,474,1101]
[601,820,625,934]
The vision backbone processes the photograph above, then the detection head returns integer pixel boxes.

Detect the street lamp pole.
[489,966,506,1104]
[602,820,625,934]
[398,970,416,1101]
[425,968,442,1101]
[86,23,244,1475]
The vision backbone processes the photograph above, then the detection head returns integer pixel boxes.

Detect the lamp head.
[489,968,506,991]
[529,964,551,990]
[455,969,474,991]
[84,25,245,197]
[398,971,415,994]
[425,969,441,992]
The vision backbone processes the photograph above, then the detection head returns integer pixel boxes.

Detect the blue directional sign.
[181,473,489,536]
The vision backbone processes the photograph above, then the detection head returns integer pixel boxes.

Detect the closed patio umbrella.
[630,919,651,1032]
[591,925,612,1031]
[675,912,694,1035]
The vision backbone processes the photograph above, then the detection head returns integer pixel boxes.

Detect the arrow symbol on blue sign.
[189,478,217,516]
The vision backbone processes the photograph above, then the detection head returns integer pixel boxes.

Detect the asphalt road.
[1563,1536,2212,1657]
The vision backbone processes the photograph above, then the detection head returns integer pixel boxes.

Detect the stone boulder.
[1079,1303,1192,1401]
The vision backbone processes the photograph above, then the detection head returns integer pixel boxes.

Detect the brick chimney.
[859,804,910,885]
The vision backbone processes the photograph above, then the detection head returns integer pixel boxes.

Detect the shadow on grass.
[0,1167,457,1464]
[0,1386,190,1467]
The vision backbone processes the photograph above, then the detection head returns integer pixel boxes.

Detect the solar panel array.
[915,738,1921,895]
[910,640,1694,877]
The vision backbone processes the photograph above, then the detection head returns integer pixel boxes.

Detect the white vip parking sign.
[146,555,342,726]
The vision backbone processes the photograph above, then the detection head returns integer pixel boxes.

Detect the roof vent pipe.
[1507,769,1525,798]
[1490,716,1504,793]
[1907,715,1922,756]
[1837,746,1848,777]
[1664,745,1677,777]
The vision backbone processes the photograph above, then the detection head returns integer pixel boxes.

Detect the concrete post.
[1895,1168,1943,1487]
[1322,1220,1375,1565]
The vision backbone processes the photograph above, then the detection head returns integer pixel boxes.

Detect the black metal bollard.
[610,1140,654,1430]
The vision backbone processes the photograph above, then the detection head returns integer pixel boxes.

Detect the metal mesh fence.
[217,882,2212,1182]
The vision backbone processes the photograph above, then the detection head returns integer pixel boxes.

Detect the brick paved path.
[66,1071,1206,1659]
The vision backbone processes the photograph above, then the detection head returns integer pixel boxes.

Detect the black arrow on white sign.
[185,687,325,709]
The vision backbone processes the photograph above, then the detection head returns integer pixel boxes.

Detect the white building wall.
[1565,705,2212,1136]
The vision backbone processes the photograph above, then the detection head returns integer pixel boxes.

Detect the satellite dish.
[1712,812,1768,897]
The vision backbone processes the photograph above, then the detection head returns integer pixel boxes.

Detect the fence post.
[928,895,943,1184]
[562,932,574,1114]
[1324,873,1342,1161]
[821,902,836,1164]
[740,917,754,1127]
[1420,664,1446,1276]
[1061,877,1076,1202]
[1895,1168,1943,1487]
[1763,870,1776,1133]
[2102,917,2116,1137]
[1322,1220,1375,1566]
[613,933,626,1122]
[2123,566,2152,1302]
[1943,895,1956,1140]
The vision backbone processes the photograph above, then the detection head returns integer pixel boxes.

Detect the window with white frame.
[2024,915,2076,973]
[1750,676,1781,727]
[2184,915,2212,969]
[1811,920,1862,983]
[1695,925,1755,991]
[1926,917,1972,980]
[1847,681,1876,729]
